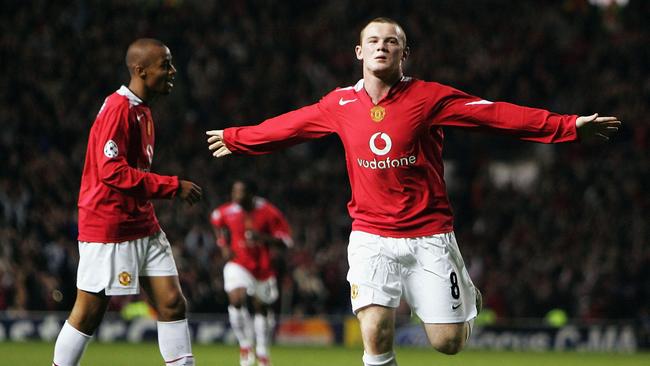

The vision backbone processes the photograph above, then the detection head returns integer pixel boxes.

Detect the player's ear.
[134,64,147,79]
[402,46,410,61]
[355,45,363,61]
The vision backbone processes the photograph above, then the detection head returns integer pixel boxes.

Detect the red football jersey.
[77,86,179,242]
[223,78,578,237]
[210,197,292,279]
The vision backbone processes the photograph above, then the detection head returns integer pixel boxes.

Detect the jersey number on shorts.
[450,271,460,299]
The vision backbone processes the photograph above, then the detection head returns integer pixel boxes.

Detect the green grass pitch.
[4,342,648,365]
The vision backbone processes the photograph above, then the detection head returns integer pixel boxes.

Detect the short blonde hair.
[359,17,407,47]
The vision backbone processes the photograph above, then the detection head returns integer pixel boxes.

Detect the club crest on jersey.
[118,271,132,286]
[351,284,359,299]
[370,105,386,122]
[103,140,119,158]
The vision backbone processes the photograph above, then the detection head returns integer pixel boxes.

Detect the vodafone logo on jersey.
[357,132,416,170]
[369,132,392,155]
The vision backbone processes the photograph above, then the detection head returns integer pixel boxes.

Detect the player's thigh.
[68,289,110,334]
[402,232,477,323]
[140,231,179,277]
[223,262,255,295]
[346,231,402,313]
[77,240,142,296]
[253,276,278,305]
[356,304,396,354]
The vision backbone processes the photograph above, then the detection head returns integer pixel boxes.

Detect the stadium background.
[0,0,648,363]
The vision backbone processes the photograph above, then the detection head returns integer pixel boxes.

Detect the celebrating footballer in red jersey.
[220,77,578,238]
[210,180,292,366]
[206,17,620,366]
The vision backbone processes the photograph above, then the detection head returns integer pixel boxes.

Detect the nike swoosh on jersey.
[465,100,493,106]
[339,98,358,106]
[452,303,462,310]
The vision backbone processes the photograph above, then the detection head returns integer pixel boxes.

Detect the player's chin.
[160,82,174,94]
[369,62,392,71]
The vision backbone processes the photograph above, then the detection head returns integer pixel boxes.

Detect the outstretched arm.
[205,102,336,158]
[575,113,621,141]
[430,83,622,143]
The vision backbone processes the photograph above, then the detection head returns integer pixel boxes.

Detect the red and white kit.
[223,78,577,237]
[77,86,180,295]
[211,198,291,276]
[221,77,578,320]
[78,86,179,243]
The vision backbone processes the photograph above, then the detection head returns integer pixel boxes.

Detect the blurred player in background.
[206,17,620,366]
[210,179,292,366]
[52,38,202,366]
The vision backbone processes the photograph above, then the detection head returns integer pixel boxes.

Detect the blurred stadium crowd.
[0,0,648,322]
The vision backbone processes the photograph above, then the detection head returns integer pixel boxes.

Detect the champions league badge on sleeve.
[104,140,119,158]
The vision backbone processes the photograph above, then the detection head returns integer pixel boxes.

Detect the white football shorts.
[77,230,179,296]
[223,262,278,304]
[346,230,478,323]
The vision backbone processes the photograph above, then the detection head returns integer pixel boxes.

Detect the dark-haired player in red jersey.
[52,38,202,366]
[210,179,292,366]
[206,17,621,366]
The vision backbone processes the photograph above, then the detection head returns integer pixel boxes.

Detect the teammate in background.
[52,38,202,366]
[210,179,292,366]
[206,17,620,366]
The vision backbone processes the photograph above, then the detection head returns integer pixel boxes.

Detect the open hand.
[206,130,232,157]
[576,113,621,141]
[178,180,202,205]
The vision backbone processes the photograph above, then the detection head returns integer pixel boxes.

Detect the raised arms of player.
[206,102,335,157]
[431,84,620,142]
[97,105,201,204]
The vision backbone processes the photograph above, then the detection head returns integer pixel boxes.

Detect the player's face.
[231,181,247,204]
[144,46,176,95]
[355,22,407,77]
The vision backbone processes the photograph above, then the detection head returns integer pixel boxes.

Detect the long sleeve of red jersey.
[224,102,335,154]
[96,104,179,199]
[265,203,293,248]
[430,83,578,143]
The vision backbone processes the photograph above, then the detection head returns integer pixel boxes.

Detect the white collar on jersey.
[352,76,412,92]
[116,85,143,107]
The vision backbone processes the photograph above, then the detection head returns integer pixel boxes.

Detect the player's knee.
[68,297,108,334]
[156,292,187,321]
[68,312,103,335]
[227,288,248,308]
[430,333,465,355]
[229,295,246,308]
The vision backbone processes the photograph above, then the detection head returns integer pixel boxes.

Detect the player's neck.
[127,80,150,103]
[363,71,402,104]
